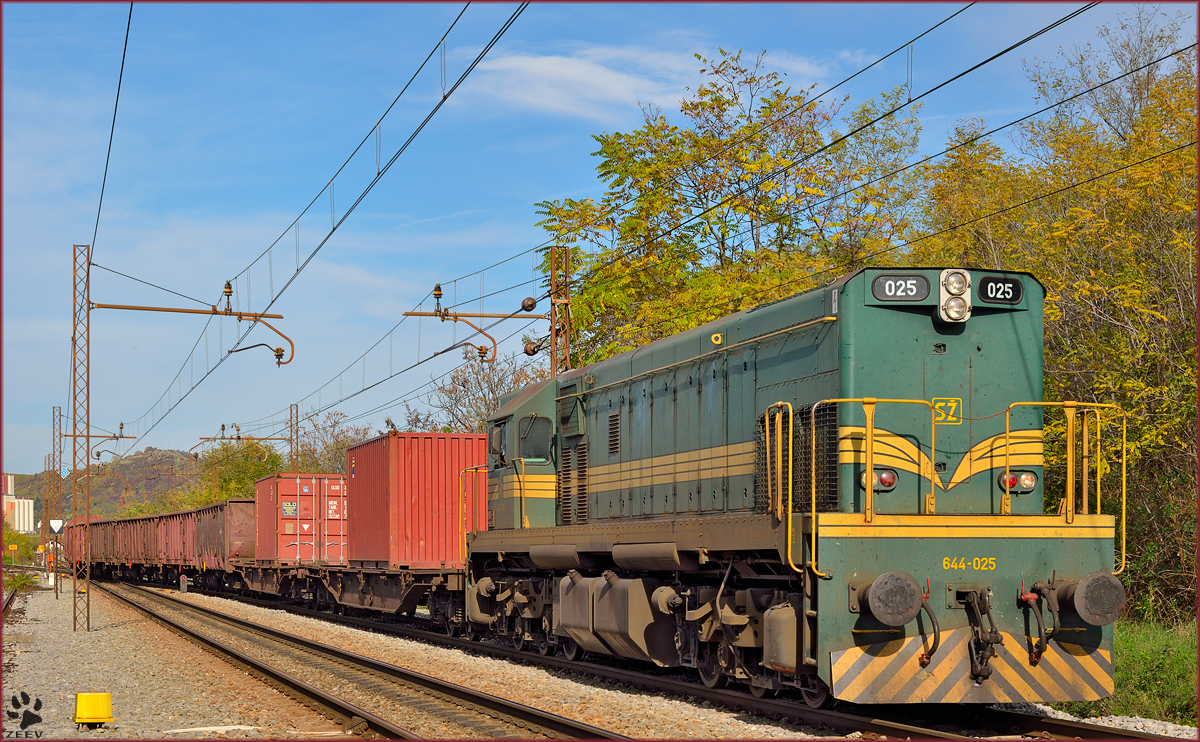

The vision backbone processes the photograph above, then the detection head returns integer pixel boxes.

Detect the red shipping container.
[346,431,487,570]
[254,473,347,564]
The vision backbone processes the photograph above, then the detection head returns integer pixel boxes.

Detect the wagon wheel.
[561,637,583,662]
[466,628,483,643]
[444,618,464,638]
[538,642,555,656]
[696,644,726,689]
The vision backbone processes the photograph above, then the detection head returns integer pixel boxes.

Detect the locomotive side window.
[871,274,931,301]
[519,414,553,461]
[489,421,507,466]
[976,275,1024,305]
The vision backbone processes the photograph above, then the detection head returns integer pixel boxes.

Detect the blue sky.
[3,2,1194,474]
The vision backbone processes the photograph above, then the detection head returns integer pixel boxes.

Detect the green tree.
[535,49,921,363]
[292,411,376,474]
[403,348,550,434]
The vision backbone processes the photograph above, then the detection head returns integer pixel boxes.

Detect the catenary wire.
[571,3,1100,287]
[90,262,211,306]
[609,140,1197,340]
[120,3,528,449]
[574,42,1197,302]
[108,1,470,444]
[110,1,958,443]
[431,2,978,289]
[89,1,134,264]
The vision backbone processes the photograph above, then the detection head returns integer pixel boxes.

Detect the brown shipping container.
[254,473,347,564]
[196,498,256,571]
[346,431,487,570]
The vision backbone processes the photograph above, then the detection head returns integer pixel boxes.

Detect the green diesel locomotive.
[464,267,1127,706]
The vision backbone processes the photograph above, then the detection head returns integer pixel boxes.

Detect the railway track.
[165,584,1180,741]
[95,582,626,740]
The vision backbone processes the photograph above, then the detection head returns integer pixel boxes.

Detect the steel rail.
[2,589,16,614]
[166,584,1178,741]
[158,585,968,739]
[121,582,627,741]
[92,582,413,740]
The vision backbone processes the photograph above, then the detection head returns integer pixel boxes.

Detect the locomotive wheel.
[513,617,528,651]
[466,629,483,643]
[561,638,583,662]
[800,680,833,709]
[538,642,555,656]
[697,645,726,689]
[444,618,463,638]
[748,683,776,699]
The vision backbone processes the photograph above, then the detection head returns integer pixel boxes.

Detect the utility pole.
[71,243,90,631]
[289,403,299,469]
[70,255,293,629]
[548,244,573,376]
[41,455,50,568]
[51,405,61,599]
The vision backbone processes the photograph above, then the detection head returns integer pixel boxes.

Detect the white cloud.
[466,52,681,124]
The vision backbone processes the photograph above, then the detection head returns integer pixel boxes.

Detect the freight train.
[68,266,1128,709]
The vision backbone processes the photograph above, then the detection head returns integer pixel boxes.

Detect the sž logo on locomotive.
[871,273,930,301]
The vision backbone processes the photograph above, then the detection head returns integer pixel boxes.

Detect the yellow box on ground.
[74,693,114,725]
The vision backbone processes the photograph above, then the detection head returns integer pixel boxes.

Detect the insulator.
[223,281,233,297]
[521,297,537,312]
[274,347,284,364]
[477,345,488,362]
[524,341,539,357]
[433,283,443,300]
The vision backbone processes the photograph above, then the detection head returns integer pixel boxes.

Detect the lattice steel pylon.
[548,244,573,376]
[71,244,91,631]
[52,405,62,599]
[289,403,299,469]
[41,454,50,558]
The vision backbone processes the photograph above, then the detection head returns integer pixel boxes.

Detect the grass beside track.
[3,571,38,594]
[1054,619,1197,726]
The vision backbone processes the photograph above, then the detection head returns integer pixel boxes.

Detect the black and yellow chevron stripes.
[830,628,1112,703]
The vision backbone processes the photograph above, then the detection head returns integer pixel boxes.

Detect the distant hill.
[10,446,202,523]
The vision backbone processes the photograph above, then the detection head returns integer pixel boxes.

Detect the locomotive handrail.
[459,465,488,562]
[764,402,793,521]
[806,398,937,579]
[554,316,837,402]
[1003,401,1127,575]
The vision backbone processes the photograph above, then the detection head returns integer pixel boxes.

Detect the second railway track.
[95,582,626,740]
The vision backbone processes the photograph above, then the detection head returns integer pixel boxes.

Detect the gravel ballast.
[1,581,345,739]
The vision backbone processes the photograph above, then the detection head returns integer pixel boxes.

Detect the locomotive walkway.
[98,582,627,740]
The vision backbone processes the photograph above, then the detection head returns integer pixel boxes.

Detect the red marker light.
[878,470,897,488]
[1001,472,1019,489]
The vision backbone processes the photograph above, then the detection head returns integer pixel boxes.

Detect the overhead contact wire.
[90,1,134,263]
[124,3,527,447]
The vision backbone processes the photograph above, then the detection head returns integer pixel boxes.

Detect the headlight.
[1019,471,1037,489]
[944,296,969,320]
[860,470,897,489]
[944,271,968,295]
